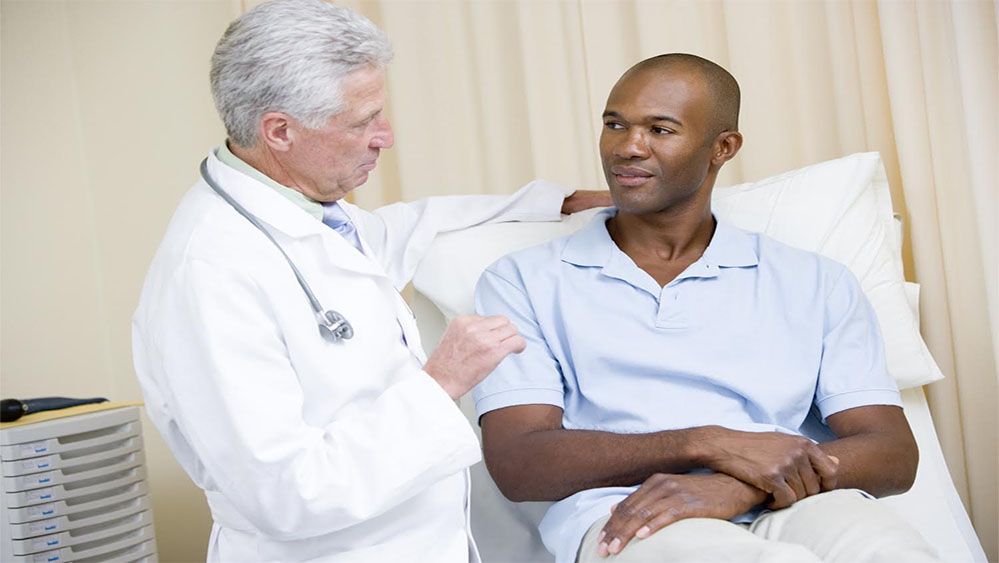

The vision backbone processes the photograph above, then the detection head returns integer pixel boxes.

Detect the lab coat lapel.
[330,200,428,363]
[204,151,384,279]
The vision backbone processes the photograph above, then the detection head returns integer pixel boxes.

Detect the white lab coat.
[132,150,568,562]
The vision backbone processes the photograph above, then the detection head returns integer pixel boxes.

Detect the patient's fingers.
[813,452,839,491]
[769,480,797,510]
[596,473,762,557]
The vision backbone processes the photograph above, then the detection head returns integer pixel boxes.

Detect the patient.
[472,54,940,563]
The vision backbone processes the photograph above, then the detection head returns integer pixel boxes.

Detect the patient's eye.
[604,121,625,130]
[651,126,674,135]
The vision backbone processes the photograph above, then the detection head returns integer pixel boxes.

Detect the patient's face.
[599,66,717,215]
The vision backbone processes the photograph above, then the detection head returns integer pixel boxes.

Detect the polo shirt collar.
[560,208,617,268]
[703,217,760,269]
[561,207,759,273]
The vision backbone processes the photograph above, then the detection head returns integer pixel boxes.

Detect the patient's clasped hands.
[694,425,840,509]
[596,427,840,557]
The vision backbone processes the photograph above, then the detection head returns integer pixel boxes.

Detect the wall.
[1,2,237,560]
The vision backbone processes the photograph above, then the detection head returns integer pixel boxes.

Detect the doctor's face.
[285,66,394,202]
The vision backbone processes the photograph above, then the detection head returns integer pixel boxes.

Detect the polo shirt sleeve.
[471,261,566,422]
[814,264,902,421]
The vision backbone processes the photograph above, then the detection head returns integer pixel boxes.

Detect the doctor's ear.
[259,112,293,152]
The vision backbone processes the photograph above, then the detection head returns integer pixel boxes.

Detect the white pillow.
[413,152,943,389]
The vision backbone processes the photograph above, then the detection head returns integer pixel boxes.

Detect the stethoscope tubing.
[199,158,353,342]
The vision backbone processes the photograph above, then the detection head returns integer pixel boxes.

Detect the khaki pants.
[577,489,940,563]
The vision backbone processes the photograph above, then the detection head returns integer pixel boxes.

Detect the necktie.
[323,201,410,345]
[322,202,364,254]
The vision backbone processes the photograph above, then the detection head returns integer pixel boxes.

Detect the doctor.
[131,0,606,561]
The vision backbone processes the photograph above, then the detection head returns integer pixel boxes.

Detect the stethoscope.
[200,158,354,343]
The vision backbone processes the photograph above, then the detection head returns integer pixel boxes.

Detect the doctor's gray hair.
[210,0,393,148]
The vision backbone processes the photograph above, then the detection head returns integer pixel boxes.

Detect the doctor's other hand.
[423,315,526,400]
[561,190,613,215]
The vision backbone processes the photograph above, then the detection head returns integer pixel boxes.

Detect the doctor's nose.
[371,115,394,149]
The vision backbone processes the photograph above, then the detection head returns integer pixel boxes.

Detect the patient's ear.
[711,131,743,165]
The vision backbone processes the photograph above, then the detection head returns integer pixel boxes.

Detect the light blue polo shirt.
[472,208,901,563]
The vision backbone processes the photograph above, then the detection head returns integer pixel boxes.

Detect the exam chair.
[411,153,988,562]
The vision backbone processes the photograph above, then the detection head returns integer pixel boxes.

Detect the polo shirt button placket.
[655,285,686,329]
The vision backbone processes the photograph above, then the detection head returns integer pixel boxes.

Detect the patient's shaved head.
[623,54,740,137]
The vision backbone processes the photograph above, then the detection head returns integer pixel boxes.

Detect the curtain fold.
[877,2,998,558]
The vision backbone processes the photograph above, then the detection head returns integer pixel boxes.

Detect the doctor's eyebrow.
[602,110,683,128]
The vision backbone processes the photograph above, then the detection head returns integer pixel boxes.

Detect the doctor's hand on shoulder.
[423,315,526,400]
[561,190,613,215]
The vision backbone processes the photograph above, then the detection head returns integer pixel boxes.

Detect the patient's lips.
[611,165,654,187]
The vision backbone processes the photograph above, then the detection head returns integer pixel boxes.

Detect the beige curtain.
[335,0,998,557]
[2,1,994,560]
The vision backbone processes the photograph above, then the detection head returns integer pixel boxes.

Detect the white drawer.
[10,526,155,563]
[5,466,147,509]
[75,538,157,563]
[8,495,151,539]
[4,452,145,492]
[1,411,141,461]
[10,510,153,555]
[3,437,144,478]
[6,481,148,524]
[2,407,157,563]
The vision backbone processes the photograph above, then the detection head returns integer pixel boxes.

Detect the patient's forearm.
[817,405,918,498]
[483,404,841,504]
[482,422,701,502]
[819,438,912,497]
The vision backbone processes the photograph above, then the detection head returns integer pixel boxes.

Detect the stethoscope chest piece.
[319,310,354,342]
[201,157,357,344]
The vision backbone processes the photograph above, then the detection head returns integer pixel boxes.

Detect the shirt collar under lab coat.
[203,149,382,278]
[216,141,325,221]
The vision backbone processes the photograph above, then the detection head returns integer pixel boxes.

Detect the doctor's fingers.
[480,323,525,359]
[483,319,520,340]
[459,314,514,332]
[503,333,527,354]
[494,331,526,355]
[462,316,524,346]
[452,316,517,345]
